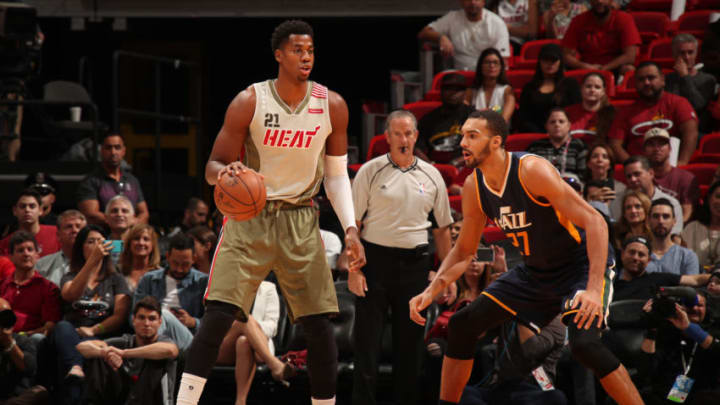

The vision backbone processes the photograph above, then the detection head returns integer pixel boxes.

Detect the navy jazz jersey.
[475,152,585,270]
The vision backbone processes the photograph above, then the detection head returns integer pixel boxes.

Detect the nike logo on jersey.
[494,206,533,231]
[263,125,321,149]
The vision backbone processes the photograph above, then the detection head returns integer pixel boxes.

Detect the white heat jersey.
[246,80,332,204]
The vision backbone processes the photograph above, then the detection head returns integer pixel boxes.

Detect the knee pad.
[184,300,238,377]
[299,315,337,399]
[446,296,510,360]
[568,327,620,378]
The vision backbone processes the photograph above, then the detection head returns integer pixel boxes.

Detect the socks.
[176,373,207,405]
[311,396,336,405]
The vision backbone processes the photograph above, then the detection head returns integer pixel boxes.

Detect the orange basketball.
[214,169,267,221]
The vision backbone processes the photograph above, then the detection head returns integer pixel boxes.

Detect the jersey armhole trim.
[473,169,484,214]
[517,155,552,207]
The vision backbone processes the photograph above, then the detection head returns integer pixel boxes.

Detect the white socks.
[176,373,207,405]
[311,397,336,405]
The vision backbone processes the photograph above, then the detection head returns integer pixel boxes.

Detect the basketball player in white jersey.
[176,20,365,405]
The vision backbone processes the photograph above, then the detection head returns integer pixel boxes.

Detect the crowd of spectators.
[0,2,719,405]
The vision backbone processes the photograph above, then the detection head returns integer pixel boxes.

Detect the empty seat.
[698,133,720,154]
[366,134,389,162]
[506,69,535,101]
[630,12,671,45]
[676,10,714,38]
[433,163,459,188]
[678,163,718,186]
[505,132,546,152]
[627,0,673,12]
[403,100,441,121]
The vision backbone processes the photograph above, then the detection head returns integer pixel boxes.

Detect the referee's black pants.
[352,240,429,405]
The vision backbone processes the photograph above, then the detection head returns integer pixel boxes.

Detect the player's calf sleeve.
[184,300,239,377]
[299,314,338,399]
[568,326,620,379]
[445,295,511,360]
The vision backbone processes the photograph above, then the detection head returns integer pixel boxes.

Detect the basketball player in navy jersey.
[176,20,365,405]
[410,110,643,405]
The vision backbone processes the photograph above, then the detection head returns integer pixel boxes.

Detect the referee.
[351,110,453,405]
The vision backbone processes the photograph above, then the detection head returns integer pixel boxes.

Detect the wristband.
[3,339,16,353]
[683,323,709,344]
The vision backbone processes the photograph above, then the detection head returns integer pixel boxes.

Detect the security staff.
[351,110,453,405]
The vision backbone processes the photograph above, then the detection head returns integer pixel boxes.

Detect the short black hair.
[133,296,161,317]
[271,20,314,52]
[186,197,205,212]
[623,155,651,171]
[168,233,195,254]
[102,132,125,144]
[651,198,675,217]
[16,188,42,207]
[636,61,663,75]
[467,109,509,145]
[8,230,37,254]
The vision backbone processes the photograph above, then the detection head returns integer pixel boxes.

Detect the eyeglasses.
[482,60,501,66]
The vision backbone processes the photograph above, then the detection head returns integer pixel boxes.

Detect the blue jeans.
[53,320,93,373]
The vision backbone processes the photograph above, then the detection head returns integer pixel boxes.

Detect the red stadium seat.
[506,70,535,100]
[627,0,672,12]
[424,70,476,101]
[453,165,474,187]
[698,133,720,154]
[482,225,507,244]
[565,69,616,97]
[506,133,547,152]
[366,134,389,162]
[449,195,462,212]
[676,10,714,39]
[688,0,719,10]
[403,101,441,121]
[433,164,459,188]
[348,163,363,176]
[630,12,671,45]
[690,154,720,164]
[614,163,626,184]
[514,39,562,70]
[678,163,718,186]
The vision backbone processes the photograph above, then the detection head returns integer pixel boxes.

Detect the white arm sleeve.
[323,154,357,233]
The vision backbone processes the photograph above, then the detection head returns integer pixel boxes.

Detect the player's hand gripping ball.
[214,169,266,221]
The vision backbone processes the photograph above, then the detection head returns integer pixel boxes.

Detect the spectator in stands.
[0,231,60,346]
[561,0,640,76]
[76,296,179,405]
[566,72,616,143]
[351,110,452,405]
[76,133,149,226]
[418,73,475,165]
[106,195,135,241]
[459,315,567,405]
[543,0,588,39]
[133,234,208,340]
[645,199,699,276]
[0,297,50,405]
[613,190,652,254]
[643,127,699,223]
[707,270,720,324]
[515,43,581,133]
[614,236,710,301]
[35,210,86,287]
[584,143,626,215]
[186,226,217,275]
[24,172,59,227]
[527,107,587,180]
[465,48,515,124]
[167,197,209,238]
[0,190,60,258]
[419,0,511,71]
[666,33,718,135]
[54,225,131,384]
[120,224,161,292]
[611,156,683,235]
[609,62,699,166]
[215,280,297,403]
[683,181,720,272]
[488,0,539,55]
[637,290,720,404]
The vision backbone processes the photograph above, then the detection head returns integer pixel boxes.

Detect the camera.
[650,286,698,321]
[0,309,16,329]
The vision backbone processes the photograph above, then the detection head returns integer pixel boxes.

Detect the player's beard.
[465,143,491,169]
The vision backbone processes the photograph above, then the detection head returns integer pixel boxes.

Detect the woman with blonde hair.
[120,223,161,292]
[614,190,652,251]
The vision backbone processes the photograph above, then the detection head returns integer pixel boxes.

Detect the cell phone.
[476,247,495,263]
[109,240,123,254]
[171,307,182,313]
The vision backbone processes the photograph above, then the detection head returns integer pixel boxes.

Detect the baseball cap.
[643,127,670,145]
[441,73,468,89]
[622,235,652,251]
[538,43,562,61]
[24,172,57,196]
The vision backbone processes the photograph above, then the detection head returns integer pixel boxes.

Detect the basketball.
[214,169,267,221]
